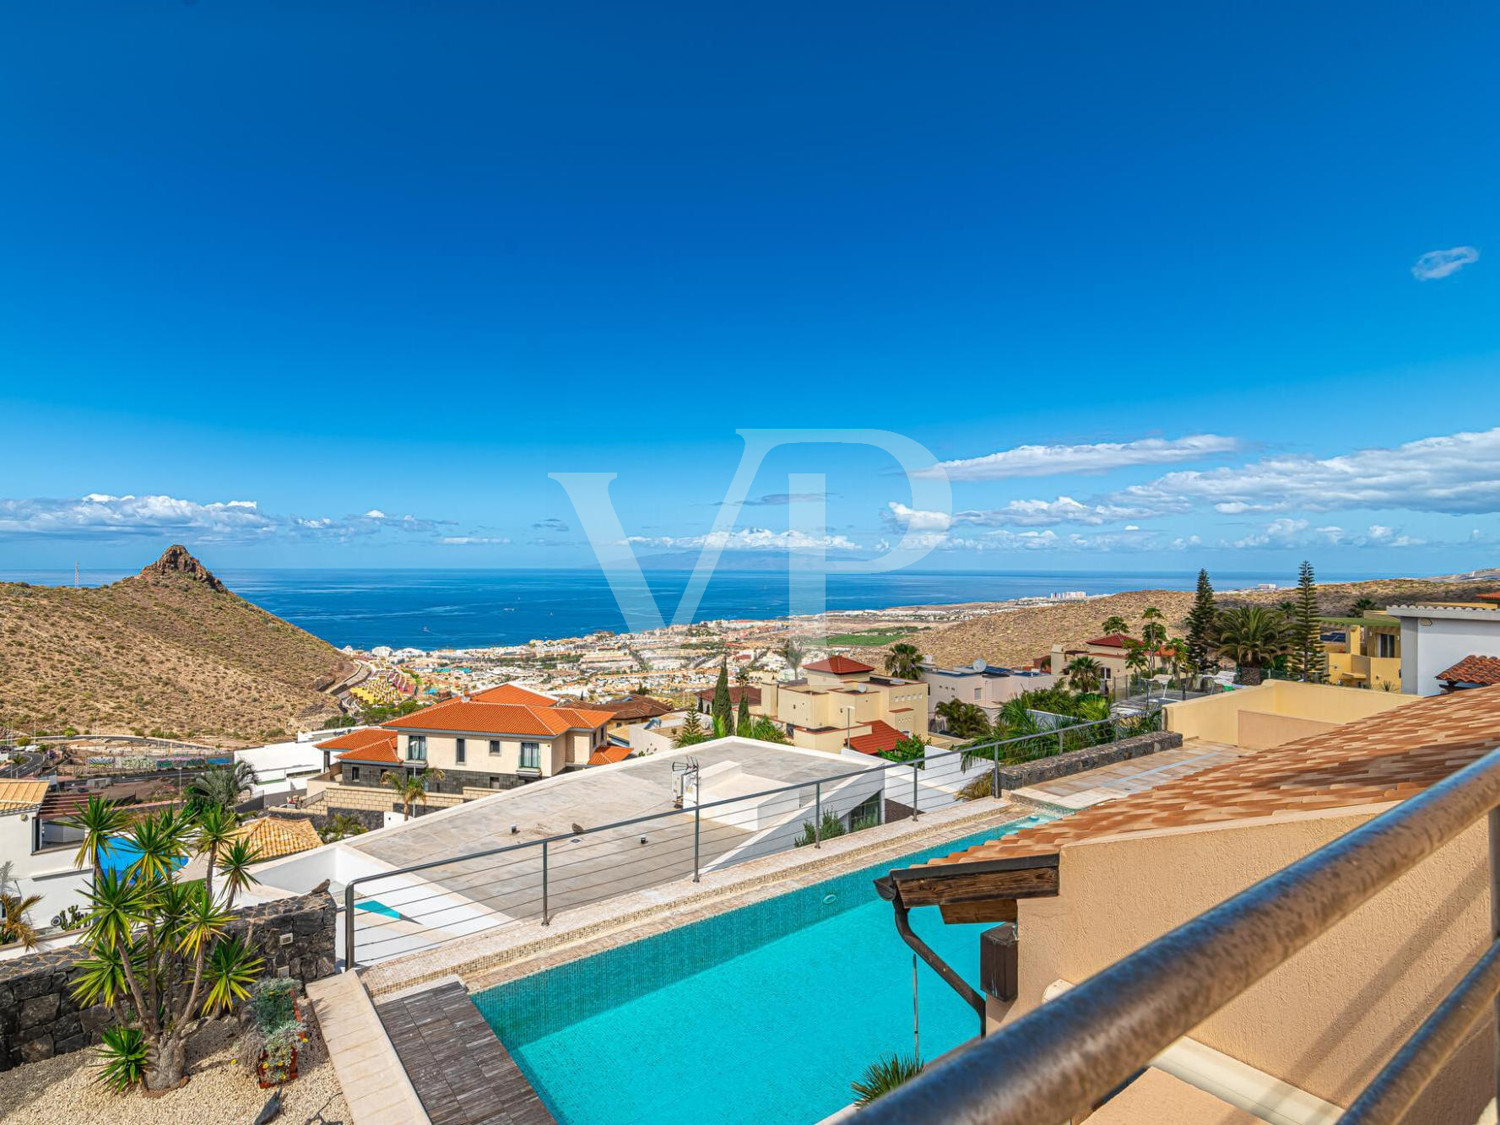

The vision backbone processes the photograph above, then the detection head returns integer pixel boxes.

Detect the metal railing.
[860,744,1500,1125]
[341,711,1163,969]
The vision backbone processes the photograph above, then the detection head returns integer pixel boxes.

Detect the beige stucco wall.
[398,730,574,776]
[1167,681,1412,747]
[998,810,1492,1124]
[1236,710,1339,750]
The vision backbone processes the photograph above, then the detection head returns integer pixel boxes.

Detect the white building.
[920,659,1057,728]
[1385,594,1500,696]
[0,780,89,940]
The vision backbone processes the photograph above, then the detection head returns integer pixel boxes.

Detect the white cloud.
[625,528,863,552]
[885,496,1155,530]
[441,536,512,546]
[0,493,460,544]
[1103,427,1500,517]
[919,434,1242,481]
[1412,246,1479,281]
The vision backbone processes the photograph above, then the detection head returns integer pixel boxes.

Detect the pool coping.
[451,799,1041,996]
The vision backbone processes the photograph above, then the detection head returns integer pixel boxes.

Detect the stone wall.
[995,730,1183,793]
[0,891,336,1070]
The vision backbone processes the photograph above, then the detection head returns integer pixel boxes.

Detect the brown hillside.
[0,547,352,746]
[904,576,1500,670]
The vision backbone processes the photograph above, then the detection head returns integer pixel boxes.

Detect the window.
[455,737,466,764]
[489,739,501,756]
[349,766,360,782]
[973,687,981,700]
[1377,633,1397,659]
[407,735,427,762]
[520,741,541,770]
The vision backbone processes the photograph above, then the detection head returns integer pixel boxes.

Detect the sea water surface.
[5,567,1381,650]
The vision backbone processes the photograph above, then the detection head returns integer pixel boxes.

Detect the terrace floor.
[1010,738,1244,812]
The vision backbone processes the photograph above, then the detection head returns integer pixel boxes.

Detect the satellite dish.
[973,658,988,672]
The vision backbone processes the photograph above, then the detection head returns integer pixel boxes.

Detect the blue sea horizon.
[1,566,1402,651]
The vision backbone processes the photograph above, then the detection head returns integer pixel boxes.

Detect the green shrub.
[95,1025,149,1092]
[851,1053,923,1106]
[794,811,847,847]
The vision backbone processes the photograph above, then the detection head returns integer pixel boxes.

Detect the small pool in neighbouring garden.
[472,813,1056,1125]
[97,838,188,878]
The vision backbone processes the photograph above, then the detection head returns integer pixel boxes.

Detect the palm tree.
[64,795,129,881]
[780,639,806,676]
[384,768,445,818]
[1063,656,1104,694]
[885,642,924,680]
[214,839,261,909]
[191,803,238,904]
[1,891,42,949]
[935,699,991,740]
[1215,606,1291,685]
[1101,615,1130,637]
[1349,596,1379,618]
[187,761,255,812]
[319,813,368,843]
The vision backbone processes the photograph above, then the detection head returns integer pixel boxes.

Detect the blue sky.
[1,1,1497,576]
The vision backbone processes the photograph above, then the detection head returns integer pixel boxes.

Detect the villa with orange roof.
[316,683,614,800]
[757,655,929,753]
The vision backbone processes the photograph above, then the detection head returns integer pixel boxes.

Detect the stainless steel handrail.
[341,710,1161,966]
[859,745,1500,1125]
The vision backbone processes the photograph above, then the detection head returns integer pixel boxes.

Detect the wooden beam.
[940,897,1017,925]
[894,862,1058,908]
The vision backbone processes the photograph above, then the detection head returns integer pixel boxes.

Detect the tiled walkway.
[375,979,555,1125]
[1011,739,1244,811]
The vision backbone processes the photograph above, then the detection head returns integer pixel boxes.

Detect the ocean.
[0,567,1385,651]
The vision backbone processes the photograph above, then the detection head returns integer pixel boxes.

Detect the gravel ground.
[0,1012,348,1124]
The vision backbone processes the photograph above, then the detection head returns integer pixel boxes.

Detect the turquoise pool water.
[355,899,402,919]
[473,814,1054,1125]
[98,838,187,878]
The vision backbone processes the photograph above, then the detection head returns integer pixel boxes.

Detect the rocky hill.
[903,575,1500,670]
[0,547,352,745]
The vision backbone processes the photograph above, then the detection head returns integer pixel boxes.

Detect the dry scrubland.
[902,576,1500,669]
[0,548,350,745]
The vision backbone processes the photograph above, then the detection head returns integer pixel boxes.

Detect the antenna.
[74,561,80,588]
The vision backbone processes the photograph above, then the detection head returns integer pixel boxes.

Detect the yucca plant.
[71,809,266,1092]
[95,1025,150,1092]
[851,1053,924,1107]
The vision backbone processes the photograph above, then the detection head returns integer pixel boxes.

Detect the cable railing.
[859,743,1500,1125]
[342,710,1164,969]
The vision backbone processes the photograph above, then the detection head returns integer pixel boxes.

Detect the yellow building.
[1320,613,1401,691]
[757,656,929,753]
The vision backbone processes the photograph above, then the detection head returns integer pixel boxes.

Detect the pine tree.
[1292,560,1328,683]
[674,708,706,748]
[737,693,751,736]
[712,661,733,736]
[1184,569,1218,674]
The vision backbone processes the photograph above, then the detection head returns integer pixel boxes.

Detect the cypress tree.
[736,692,752,736]
[1292,560,1328,683]
[1184,569,1218,674]
[712,661,733,736]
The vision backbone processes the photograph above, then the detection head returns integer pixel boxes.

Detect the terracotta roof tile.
[237,816,323,860]
[805,656,875,675]
[468,683,557,706]
[1438,655,1500,687]
[916,685,1500,873]
[588,744,634,765]
[317,727,398,755]
[384,697,611,737]
[849,720,908,755]
[694,685,762,705]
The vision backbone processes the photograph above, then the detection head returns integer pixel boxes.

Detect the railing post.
[1490,806,1500,1108]
[693,801,701,881]
[991,745,1001,799]
[541,839,550,926]
[344,882,356,972]
[912,763,920,820]
[814,780,823,848]
[1057,727,1065,756]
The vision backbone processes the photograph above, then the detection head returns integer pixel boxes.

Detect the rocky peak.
[138,545,227,593]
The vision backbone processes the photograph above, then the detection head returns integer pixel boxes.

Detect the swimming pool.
[472,813,1054,1125]
[98,838,188,878]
